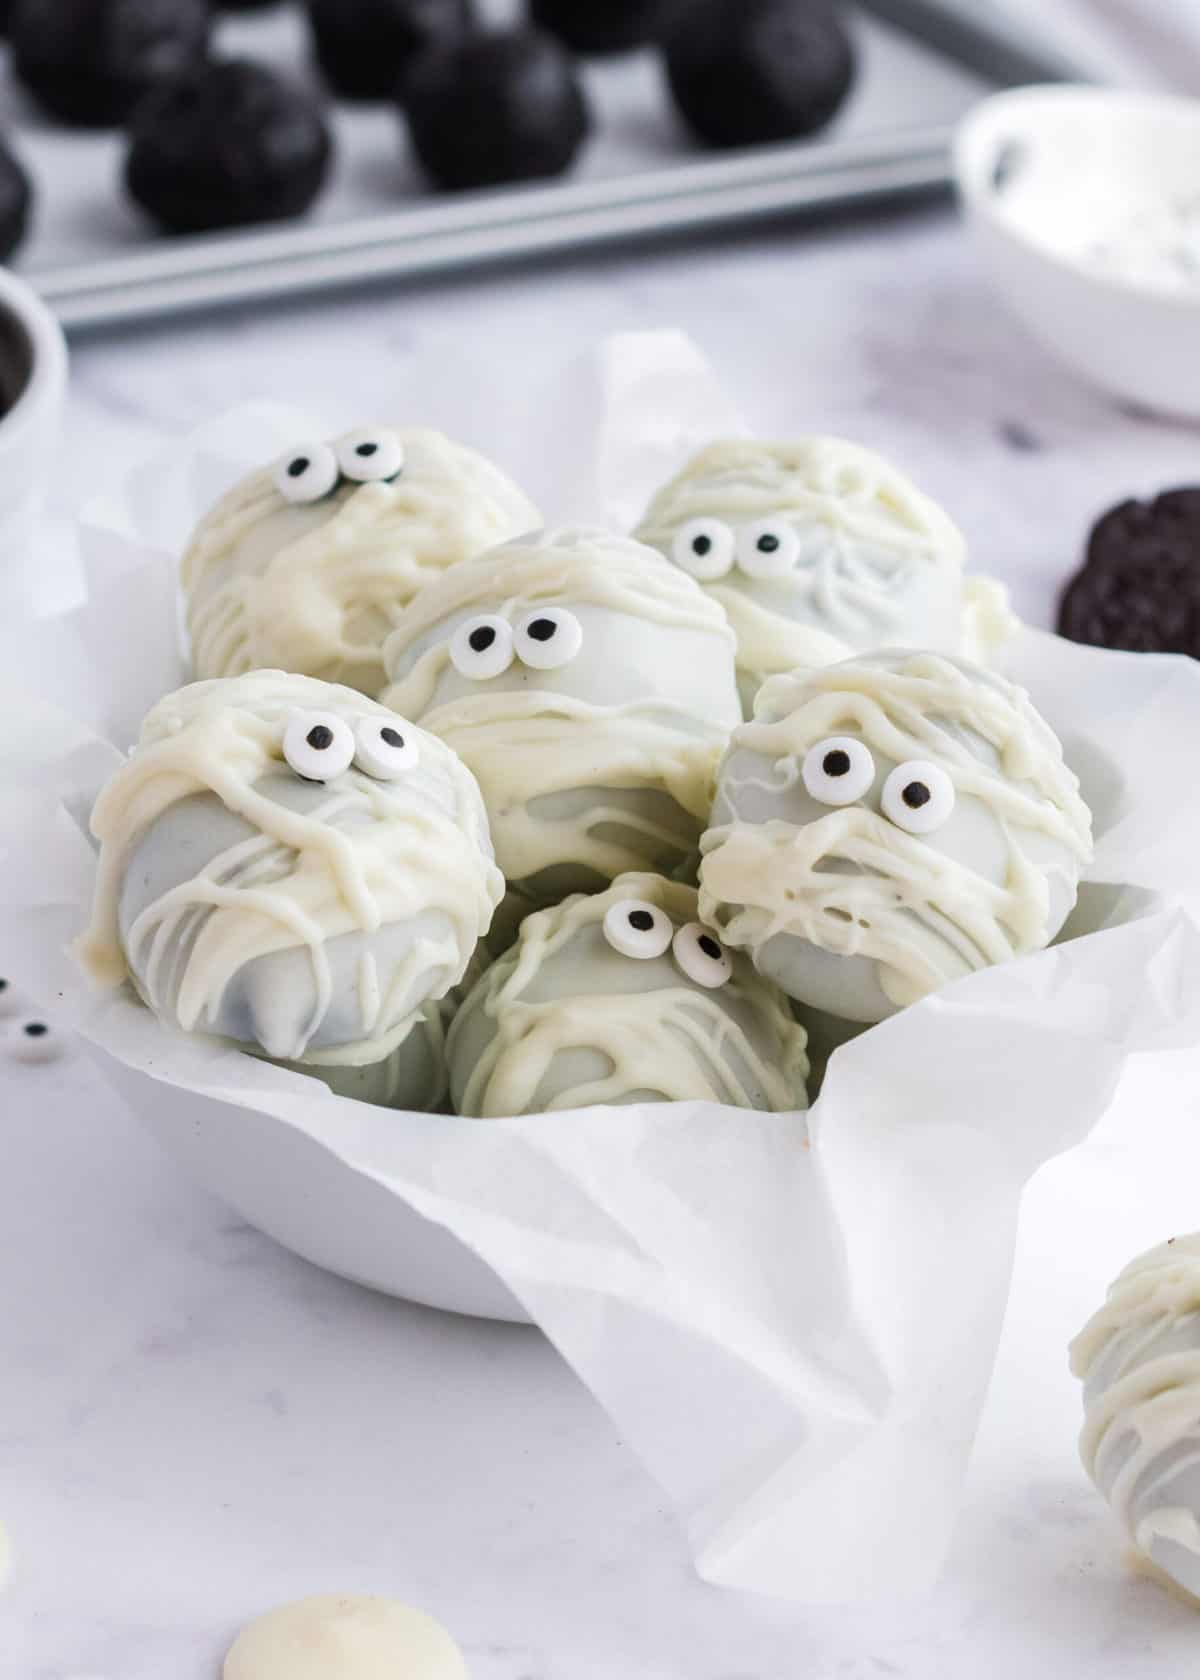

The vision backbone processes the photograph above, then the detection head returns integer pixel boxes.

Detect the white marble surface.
[7,184,1200,1678]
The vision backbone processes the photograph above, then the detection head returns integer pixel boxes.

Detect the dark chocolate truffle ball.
[0,136,32,262]
[663,0,856,150]
[404,28,589,191]
[1058,488,1200,657]
[125,59,333,234]
[11,0,212,129]
[528,0,678,55]
[307,0,472,102]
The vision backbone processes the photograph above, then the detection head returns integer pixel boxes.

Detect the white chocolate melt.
[381,529,742,892]
[76,671,503,1067]
[223,1594,467,1680]
[449,872,809,1117]
[699,651,1092,1021]
[1072,1235,1200,1600]
[634,437,1015,700]
[183,428,540,696]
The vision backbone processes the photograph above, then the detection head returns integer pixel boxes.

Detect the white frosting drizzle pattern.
[699,653,1093,1011]
[634,437,973,685]
[183,428,540,696]
[1072,1236,1200,1581]
[76,671,503,1066]
[381,530,740,885]
[450,873,809,1117]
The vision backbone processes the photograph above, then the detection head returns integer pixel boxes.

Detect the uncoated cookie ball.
[125,60,334,234]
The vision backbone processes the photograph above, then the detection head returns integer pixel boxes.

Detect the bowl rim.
[953,83,1200,315]
[0,267,67,448]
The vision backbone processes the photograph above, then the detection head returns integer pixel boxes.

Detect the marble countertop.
[7,192,1200,1679]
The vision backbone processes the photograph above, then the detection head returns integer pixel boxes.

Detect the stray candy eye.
[802,736,876,806]
[514,607,583,671]
[336,427,405,484]
[353,716,419,779]
[672,517,735,580]
[603,898,674,960]
[881,760,956,835]
[736,518,801,579]
[273,441,339,504]
[449,614,515,680]
[282,711,357,781]
[8,1019,61,1064]
[672,922,733,989]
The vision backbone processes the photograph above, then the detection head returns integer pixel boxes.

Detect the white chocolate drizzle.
[382,530,739,884]
[451,873,809,1117]
[634,437,975,684]
[183,428,540,695]
[1072,1236,1200,1578]
[699,653,1093,1011]
[76,671,503,1066]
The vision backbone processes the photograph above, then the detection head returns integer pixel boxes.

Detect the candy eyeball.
[353,716,419,779]
[672,517,736,580]
[514,607,583,671]
[273,441,339,504]
[672,922,733,989]
[881,760,955,834]
[336,427,405,484]
[449,614,515,680]
[736,517,800,580]
[282,710,357,781]
[602,898,674,959]
[801,736,876,806]
[9,1019,61,1063]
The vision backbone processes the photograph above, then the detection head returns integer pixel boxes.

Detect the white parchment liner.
[4,334,1200,1604]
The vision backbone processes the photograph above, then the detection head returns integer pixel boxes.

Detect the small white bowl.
[955,86,1200,418]
[0,267,67,609]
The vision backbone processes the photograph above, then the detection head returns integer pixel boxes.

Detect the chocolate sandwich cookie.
[11,0,211,128]
[1058,488,1200,656]
[663,0,856,150]
[403,27,589,191]
[125,59,333,234]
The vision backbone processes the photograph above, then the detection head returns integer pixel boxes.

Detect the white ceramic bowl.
[0,267,67,608]
[90,1035,529,1323]
[954,86,1200,418]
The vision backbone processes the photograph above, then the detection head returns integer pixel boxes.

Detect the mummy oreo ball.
[182,427,539,697]
[381,528,742,898]
[448,874,809,1116]
[635,438,972,703]
[1072,1235,1200,1600]
[699,651,1093,1022]
[76,671,503,1071]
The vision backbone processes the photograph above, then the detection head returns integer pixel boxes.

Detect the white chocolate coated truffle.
[381,528,742,899]
[184,427,540,696]
[635,437,978,705]
[699,651,1092,1022]
[449,872,809,1116]
[1072,1236,1200,1601]
[223,1594,467,1680]
[76,671,502,1068]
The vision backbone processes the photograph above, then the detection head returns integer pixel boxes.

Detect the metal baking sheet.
[0,0,1085,332]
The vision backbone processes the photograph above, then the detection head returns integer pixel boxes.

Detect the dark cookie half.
[1058,488,1200,656]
